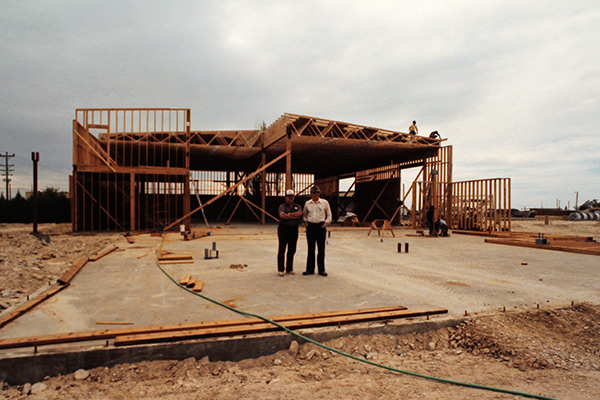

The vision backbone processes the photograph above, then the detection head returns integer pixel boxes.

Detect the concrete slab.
[1,223,599,344]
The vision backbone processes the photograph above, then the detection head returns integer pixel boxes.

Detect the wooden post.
[31,152,39,234]
[261,147,266,225]
[285,131,292,190]
[129,173,135,231]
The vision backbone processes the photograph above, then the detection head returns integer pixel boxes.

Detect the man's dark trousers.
[277,224,298,273]
[306,222,326,274]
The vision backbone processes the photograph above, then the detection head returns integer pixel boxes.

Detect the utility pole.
[32,152,40,234]
[1,152,15,199]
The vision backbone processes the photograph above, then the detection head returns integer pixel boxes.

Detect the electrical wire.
[155,238,557,400]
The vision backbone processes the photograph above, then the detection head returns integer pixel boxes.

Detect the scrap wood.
[179,275,192,285]
[113,307,448,346]
[485,237,600,256]
[57,256,88,285]
[0,305,414,350]
[159,255,193,261]
[0,284,68,329]
[96,321,133,325]
[186,278,197,288]
[192,281,204,292]
[158,258,194,265]
[88,244,118,261]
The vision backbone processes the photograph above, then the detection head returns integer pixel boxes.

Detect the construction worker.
[409,121,418,135]
[426,205,435,236]
[277,189,303,276]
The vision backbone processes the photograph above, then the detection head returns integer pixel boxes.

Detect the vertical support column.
[31,152,39,234]
[261,146,266,225]
[431,170,438,223]
[183,109,191,231]
[130,173,136,231]
[446,146,453,224]
[285,130,292,190]
[411,182,417,229]
[70,174,76,232]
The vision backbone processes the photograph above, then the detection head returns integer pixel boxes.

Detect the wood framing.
[71,108,509,231]
[71,108,448,231]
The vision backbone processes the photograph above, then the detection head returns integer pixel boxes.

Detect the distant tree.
[578,199,600,210]
[38,187,70,222]
[0,187,70,223]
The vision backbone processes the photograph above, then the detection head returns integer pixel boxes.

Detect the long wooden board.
[0,305,410,350]
[455,230,595,242]
[485,238,600,256]
[0,285,67,329]
[88,244,118,261]
[114,308,448,346]
[57,256,88,285]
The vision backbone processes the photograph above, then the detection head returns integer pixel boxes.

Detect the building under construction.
[70,108,510,232]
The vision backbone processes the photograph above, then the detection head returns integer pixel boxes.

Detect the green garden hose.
[155,239,556,400]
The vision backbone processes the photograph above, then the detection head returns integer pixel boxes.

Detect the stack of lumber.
[158,251,194,264]
[454,231,599,256]
[179,275,204,292]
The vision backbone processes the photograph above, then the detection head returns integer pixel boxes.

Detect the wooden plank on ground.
[113,308,448,346]
[192,281,204,292]
[88,244,118,261]
[0,285,68,329]
[179,275,192,285]
[158,259,194,265]
[485,238,600,256]
[57,256,88,285]
[0,305,409,350]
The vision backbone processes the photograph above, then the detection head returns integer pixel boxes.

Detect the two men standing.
[276,185,332,277]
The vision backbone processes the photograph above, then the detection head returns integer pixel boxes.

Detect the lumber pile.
[455,231,599,256]
[0,305,447,350]
[158,251,194,264]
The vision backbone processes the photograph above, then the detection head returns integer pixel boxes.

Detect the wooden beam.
[0,285,68,329]
[236,192,279,223]
[57,256,88,285]
[89,244,118,262]
[0,305,408,349]
[114,308,448,346]
[163,150,290,231]
[484,238,600,256]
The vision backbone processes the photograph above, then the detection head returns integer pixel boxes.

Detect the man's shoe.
[318,272,328,277]
[286,271,295,275]
[278,272,285,277]
[302,271,314,275]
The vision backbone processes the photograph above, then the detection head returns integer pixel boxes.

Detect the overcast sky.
[1,1,598,209]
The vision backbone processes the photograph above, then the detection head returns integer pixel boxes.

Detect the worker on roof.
[409,121,418,135]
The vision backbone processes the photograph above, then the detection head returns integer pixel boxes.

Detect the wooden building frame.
[70,108,510,232]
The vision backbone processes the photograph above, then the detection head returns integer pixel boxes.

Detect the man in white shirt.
[302,185,332,276]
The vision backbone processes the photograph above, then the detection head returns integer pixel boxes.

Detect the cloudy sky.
[1,1,598,209]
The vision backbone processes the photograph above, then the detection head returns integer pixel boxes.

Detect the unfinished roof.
[78,109,444,175]
[186,113,443,174]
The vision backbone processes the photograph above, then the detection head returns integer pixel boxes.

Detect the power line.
[1,152,15,199]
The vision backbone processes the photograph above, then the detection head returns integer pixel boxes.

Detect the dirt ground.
[1,220,599,399]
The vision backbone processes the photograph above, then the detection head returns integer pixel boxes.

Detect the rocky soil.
[0,224,121,311]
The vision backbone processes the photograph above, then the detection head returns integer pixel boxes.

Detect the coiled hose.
[155,238,556,400]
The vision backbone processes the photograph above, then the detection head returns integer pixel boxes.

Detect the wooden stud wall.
[72,109,191,231]
[450,178,511,232]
